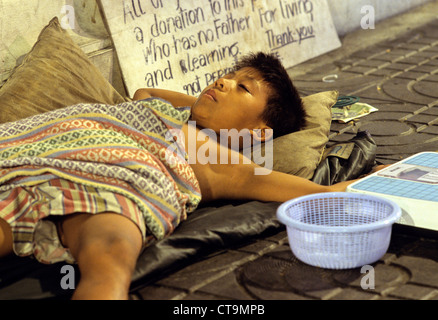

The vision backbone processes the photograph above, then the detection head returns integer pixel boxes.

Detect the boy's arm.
[195,152,355,203]
[133,88,197,107]
[183,124,355,203]
[209,158,356,203]
[208,160,352,203]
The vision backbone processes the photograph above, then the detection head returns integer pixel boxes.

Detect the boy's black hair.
[234,52,306,139]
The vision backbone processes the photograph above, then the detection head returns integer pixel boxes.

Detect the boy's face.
[191,67,271,136]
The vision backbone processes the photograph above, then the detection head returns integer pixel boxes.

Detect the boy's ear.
[250,127,273,142]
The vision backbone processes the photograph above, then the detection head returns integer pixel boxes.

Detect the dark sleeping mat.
[0,131,376,299]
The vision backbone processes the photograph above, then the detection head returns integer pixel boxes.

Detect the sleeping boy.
[0,52,359,299]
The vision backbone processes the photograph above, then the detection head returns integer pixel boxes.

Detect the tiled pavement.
[295,20,438,165]
[130,10,438,301]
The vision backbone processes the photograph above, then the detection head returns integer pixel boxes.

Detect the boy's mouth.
[204,89,217,102]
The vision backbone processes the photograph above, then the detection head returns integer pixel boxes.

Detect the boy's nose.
[215,78,233,91]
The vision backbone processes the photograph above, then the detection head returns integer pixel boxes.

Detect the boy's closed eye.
[239,84,251,93]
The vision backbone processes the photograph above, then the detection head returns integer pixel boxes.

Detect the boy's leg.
[60,212,143,300]
[0,218,13,258]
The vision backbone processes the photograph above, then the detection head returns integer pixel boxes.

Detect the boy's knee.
[62,213,143,270]
[79,234,140,264]
[70,232,142,300]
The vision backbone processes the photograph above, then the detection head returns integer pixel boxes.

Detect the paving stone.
[421,21,438,36]
[364,111,413,121]
[237,255,334,300]
[377,154,414,164]
[156,250,255,291]
[411,37,438,45]
[424,46,438,53]
[367,68,404,78]
[181,291,229,299]
[375,141,438,158]
[263,244,296,259]
[342,66,376,75]
[425,62,438,71]
[387,284,438,300]
[423,74,438,81]
[333,58,357,69]
[371,53,405,62]
[420,125,438,135]
[368,133,430,147]
[305,63,340,75]
[332,263,410,294]
[329,287,380,300]
[242,282,312,300]
[195,272,254,300]
[350,48,388,59]
[374,103,422,113]
[262,230,288,244]
[382,78,437,104]
[423,106,438,116]
[136,284,185,300]
[395,71,428,80]
[413,81,438,98]
[356,59,390,68]
[426,292,438,300]
[397,42,430,51]
[406,113,438,124]
[410,64,438,74]
[392,256,438,288]
[387,48,418,56]
[295,76,382,97]
[329,131,359,143]
[412,50,438,59]
[358,120,413,136]
[398,56,431,65]
[234,240,281,256]
[384,62,414,71]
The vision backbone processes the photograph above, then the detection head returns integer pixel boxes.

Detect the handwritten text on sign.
[100,0,340,97]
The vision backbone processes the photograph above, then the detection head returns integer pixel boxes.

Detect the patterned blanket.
[0,98,201,241]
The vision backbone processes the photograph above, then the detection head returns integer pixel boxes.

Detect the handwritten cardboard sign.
[99,0,340,97]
